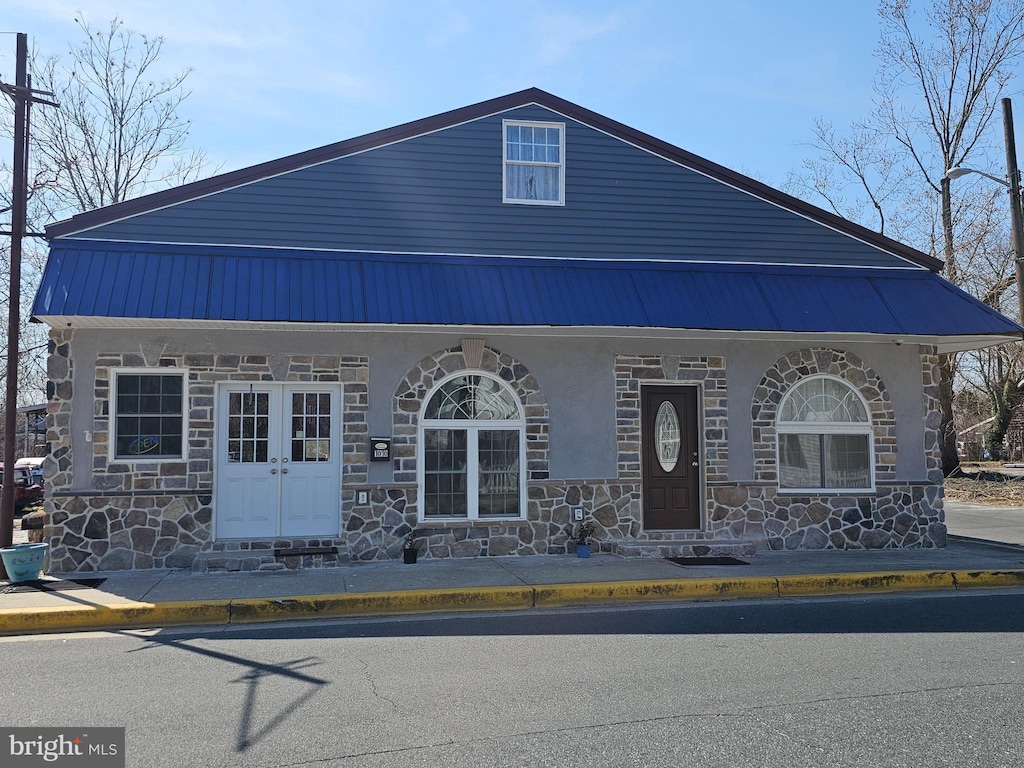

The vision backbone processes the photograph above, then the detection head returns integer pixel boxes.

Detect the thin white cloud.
[531,9,625,68]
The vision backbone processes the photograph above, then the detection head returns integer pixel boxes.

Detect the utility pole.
[1002,97,1024,327]
[0,34,56,577]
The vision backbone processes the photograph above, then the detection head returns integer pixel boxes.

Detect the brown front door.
[642,386,701,529]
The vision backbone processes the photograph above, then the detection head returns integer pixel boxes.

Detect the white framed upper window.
[418,373,526,521]
[776,376,874,493]
[503,120,565,205]
[110,369,187,461]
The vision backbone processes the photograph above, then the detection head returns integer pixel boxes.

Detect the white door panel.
[216,385,340,539]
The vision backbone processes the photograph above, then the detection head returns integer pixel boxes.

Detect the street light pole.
[1001,97,1024,326]
[945,97,1024,324]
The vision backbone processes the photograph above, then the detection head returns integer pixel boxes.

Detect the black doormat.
[1,578,106,594]
[666,556,749,566]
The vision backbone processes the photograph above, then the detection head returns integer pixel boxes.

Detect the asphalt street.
[2,589,1022,768]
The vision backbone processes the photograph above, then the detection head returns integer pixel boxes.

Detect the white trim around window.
[502,119,565,206]
[776,375,875,494]
[109,368,188,463]
[417,371,527,522]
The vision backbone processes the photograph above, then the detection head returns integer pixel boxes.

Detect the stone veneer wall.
[42,338,946,573]
[391,343,550,483]
[610,348,944,551]
[44,342,371,572]
[614,354,729,482]
[750,348,897,484]
[708,346,944,550]
[344,481,640,559]
[920,346,945,486]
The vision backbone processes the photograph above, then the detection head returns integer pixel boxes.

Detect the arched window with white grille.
[418,373,526,520]
[777,376,874,492]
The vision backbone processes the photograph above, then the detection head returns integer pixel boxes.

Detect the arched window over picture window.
[418,374,526,520]
[777,376,874,492]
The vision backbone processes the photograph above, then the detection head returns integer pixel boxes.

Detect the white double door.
[215,383,341,539]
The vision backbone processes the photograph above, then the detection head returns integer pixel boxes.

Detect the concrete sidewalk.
[3,533,1023,636]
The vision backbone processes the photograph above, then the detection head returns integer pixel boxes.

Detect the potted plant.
[402,530,421,564]
[0,542,49,583]
[568,519,596,558]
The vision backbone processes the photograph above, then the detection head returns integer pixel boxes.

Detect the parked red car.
[0,467,43,509]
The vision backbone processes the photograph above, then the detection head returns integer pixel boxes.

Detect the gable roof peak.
[43,88,941,271]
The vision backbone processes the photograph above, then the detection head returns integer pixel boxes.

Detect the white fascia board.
[32,316,1020,354]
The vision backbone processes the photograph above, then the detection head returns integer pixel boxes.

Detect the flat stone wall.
[44,344,370,572]
[392,342,550,483]
[343,481,640,559]
[614,354,729,482]
[708,482,944,550]
[41,337,946,573]
[751,348,897,484]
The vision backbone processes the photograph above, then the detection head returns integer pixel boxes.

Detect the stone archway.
[391,341,549,485]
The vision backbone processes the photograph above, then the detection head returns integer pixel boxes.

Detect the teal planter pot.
[576,544,591,559]
[1,542,48,583]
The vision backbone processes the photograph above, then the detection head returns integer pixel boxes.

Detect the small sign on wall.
[370,437,391,462]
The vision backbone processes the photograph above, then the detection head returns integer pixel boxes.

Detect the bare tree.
[26,16,209,222]
[788,0,1024,475]
[1,17,208,409]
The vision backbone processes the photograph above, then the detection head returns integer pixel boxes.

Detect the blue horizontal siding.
[32,240,1021,340]
[69,105,911,269]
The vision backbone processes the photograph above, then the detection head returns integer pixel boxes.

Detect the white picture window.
[503,120,564,205]
[777,376,874,492]
[418,373,526,520]
[112,370,187,461]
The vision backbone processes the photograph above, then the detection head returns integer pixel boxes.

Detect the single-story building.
[33,89,1022,573]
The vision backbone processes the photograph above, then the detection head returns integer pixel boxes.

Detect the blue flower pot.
[1,542,48,583]
[576,544,591,559]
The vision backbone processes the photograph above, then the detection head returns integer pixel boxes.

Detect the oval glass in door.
[655,400,680,472]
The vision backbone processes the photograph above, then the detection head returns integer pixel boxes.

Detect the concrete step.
[191,544,347,572]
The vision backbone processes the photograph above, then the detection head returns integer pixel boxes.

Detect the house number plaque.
[370,437,391,462]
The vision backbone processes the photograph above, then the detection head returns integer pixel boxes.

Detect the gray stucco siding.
[74,107,912,269]
[42,326,944,572]
[64,328,930,491]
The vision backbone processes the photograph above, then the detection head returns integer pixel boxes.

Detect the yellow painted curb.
[953,570,1024,589]
[228,585,535,622]
[4,569,1024,637]
[0,599,231,636]
[533,577,781,608]
[777,570,954,597]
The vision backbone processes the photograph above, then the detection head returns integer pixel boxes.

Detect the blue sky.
[0,1,949,190]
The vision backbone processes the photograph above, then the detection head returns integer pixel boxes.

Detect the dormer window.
[503,120,564,205]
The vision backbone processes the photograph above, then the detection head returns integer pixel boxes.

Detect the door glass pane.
[655,400,680,472]
[424,429,468,517]
[227,391,270,463]
[290,391,330,462]
[478,430,520,517]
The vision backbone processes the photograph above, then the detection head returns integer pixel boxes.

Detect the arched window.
[419,374,525,520]
[777,376,873,492]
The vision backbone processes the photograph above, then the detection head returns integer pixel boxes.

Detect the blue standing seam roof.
[32,240,1023,338]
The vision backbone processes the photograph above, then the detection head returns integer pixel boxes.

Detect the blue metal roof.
[33,240,1021,344]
